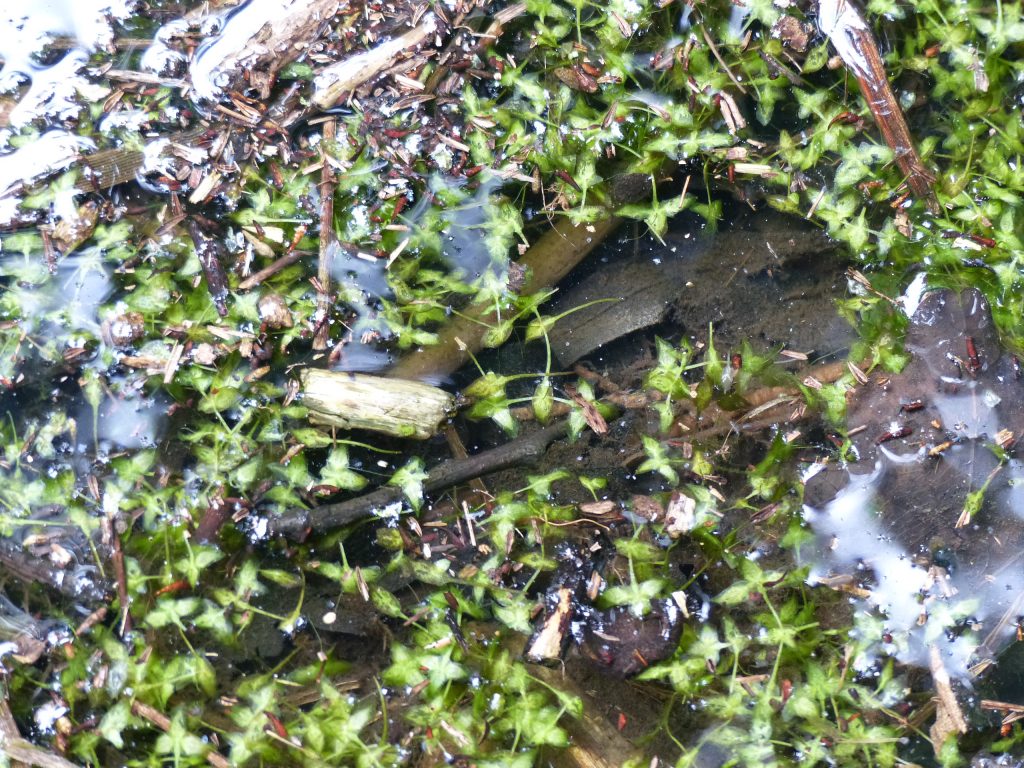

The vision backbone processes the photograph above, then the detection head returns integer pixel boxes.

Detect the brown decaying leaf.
[553,66,599,93]
[564,384,608,434]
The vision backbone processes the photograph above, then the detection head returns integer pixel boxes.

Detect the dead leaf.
[664,491,696,538]
[564,385,608,434]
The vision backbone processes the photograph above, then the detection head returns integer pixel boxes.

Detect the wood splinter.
[300,369,456,440]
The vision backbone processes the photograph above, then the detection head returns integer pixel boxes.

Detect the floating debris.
[805,288,1024,675]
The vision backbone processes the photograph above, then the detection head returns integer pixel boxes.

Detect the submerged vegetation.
[1,0,1024,765]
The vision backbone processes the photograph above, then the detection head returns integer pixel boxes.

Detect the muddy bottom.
[546,208,854,368]
[804,287,1024,675]
[435,207,862,760]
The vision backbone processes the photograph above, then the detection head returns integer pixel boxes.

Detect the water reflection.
[436,176,508,282]
[327,175,513,373]
[186,0,286,103]
[85,378,167,450]
[804,287,1024,676]
[0,0,129,127]
[0,131,92,224]
[328,240,393,372]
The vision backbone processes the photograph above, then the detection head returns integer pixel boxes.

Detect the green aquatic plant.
[4,0,1024,765]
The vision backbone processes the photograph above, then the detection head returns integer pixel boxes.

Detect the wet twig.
[237,249,308,291]
[186,0,343,105]
[0,537,110,605]
[102,69,187,88]
[423,2,526,95]
[313,118,337,351]
[700,25,748,95]
[130,701,230,768]
[0,692,82,768]
[817,0,937,209]
[110,524,131,636]
[269,420,569,539]
[312,18,441,110]
[386,163,676,382]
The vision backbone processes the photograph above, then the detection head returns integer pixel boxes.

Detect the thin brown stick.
[313,119,337,351]
[981,700,1024,714]
[237,249,308,290]
[444,425,491,506]
[75,606,108,637]
[312,20,439,109]
[130,701,230,768]
[102,69,187,88]
[818,0,937,210]
[701,26,748,95]
[422,2,526,94]
[110,524,131,636]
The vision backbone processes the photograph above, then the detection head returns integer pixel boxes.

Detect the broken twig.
[313,118,337,351]
[300,369,455,439]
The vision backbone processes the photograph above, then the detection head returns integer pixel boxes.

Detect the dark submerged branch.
[187,218,230,317]
[269,420,569,539]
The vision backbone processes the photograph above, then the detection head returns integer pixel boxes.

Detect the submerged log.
[270,419,566,538]
[387,214,623,382]
[300,369,455,439]
[386,168,671,382]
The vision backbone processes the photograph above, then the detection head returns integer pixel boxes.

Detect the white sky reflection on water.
[805,465,1024,677]
[804,289,1024,677]
[0,0,131,126]
[188,0,308,102]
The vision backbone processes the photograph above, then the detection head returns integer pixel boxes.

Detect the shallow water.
[2,0,1023,765]
[804,287,1024,677]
